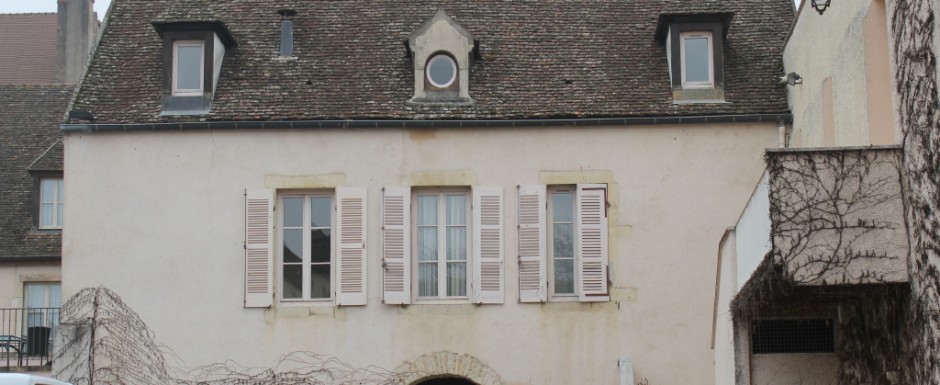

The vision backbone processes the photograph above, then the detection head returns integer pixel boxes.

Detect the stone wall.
[889,0,940,383]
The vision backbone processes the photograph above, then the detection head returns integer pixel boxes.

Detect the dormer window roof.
[152,4,236,116]
[656,13,733,104]
[407,9,478,104]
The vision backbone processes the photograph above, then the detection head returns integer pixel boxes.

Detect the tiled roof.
[0,86,73,259]
[71,0,795,123]
[0,13,58,85]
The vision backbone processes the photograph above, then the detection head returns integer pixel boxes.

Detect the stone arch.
[395,351,503,385]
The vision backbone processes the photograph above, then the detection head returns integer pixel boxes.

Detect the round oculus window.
[426,54,457,88]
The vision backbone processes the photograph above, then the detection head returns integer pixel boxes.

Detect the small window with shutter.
[256,188,366,306]
[519,184,609,303]
[382,186,504,304]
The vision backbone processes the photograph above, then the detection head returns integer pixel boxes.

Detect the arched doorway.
[414,376,478,385]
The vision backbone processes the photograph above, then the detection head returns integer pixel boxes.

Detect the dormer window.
[172,40,205,96]
[152,19,236,115]
[657,14,730,103]
[408,9,478,104]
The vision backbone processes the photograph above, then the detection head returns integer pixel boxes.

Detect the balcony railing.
[0,307,59,370]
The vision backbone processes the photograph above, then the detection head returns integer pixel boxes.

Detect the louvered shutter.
[472,187,504,304]
[517,185,547,303]
[245,189,273,308]
[335,187,367,306]
[382,187,411,305]
[577,184,610,301]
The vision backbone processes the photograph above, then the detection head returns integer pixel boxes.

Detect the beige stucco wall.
[751,353,839,385]
[0,263,60,308]
[61,123,777,384]
[785,0,898,148]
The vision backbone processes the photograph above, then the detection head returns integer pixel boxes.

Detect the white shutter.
[245,189,273,308]
[517,185,547,303]
[577,184,610,302]
[472,187,504,304]
[335,187,367,306]
[382,187,411,305]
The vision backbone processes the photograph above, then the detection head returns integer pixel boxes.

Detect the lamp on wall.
[811,0,831,15]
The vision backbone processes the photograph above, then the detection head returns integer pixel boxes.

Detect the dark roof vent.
[278,9,297,59]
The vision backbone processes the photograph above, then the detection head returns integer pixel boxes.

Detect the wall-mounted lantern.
[811,0,831,15]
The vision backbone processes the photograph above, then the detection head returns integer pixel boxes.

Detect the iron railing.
[0,307,59,370]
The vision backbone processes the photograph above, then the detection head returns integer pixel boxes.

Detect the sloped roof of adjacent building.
[0,85,73,259]
[0,13,59,85]
[71,0,795,123]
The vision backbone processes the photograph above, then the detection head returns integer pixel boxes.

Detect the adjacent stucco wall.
[785,0,898,148]
[750,353,839,385]
[61,123,777,384]
[0,262,60,308]
[767,148,908,285]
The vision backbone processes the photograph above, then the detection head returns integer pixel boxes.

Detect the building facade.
[55,1,795,384]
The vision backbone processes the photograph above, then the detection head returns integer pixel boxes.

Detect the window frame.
[171,39,206,96]
[412,188,472,302]
[278,191,335,303]
[547,185,578,300]
[37,177,63,230]
[679,31,715,89]
[24,282,61,330]
[426,53,458,89]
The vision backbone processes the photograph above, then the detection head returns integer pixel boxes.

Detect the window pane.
[447,262,467,297]
[41,179,56,204]
[310,264,330,299]
[176,45,202,90]
[310,229,331,263]
[57,180,63,204]
[282,265,302,299]
[41,203,54,227]
[554,259,575,294]
[283,197,303,228]
[57,203,63,227]
[283,229,302,263]
[445,195,466,225]
[416,195,438,226]
[310,196,331,228]
[418,262,438,297]
[417,227,438,261]
[552,191,574,222]
[427,55,456,87]
[553,223,575,258]
[684,36,710,83]
[446,226,466,261]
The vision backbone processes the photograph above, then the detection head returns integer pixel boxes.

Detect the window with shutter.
[382,187,411,304]
[245,189,273,308]
[472,187,504,304]
[525,184,610,303]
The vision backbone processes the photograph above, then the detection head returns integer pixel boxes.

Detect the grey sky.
[0,0,112,19]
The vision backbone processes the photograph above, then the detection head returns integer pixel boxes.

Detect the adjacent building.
[713,0,940,384]
[0,0,98,368]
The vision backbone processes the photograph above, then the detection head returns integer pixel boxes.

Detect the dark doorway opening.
[415,377,478,385]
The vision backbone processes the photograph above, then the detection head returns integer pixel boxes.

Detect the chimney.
[56,0,99,84]
[277,9,297,59]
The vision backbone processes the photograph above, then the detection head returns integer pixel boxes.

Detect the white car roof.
[0,373,73,385]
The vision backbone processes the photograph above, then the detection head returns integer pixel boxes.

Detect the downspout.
[778,120,789,148]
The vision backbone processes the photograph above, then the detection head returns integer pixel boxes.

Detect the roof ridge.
[0,12,57,16]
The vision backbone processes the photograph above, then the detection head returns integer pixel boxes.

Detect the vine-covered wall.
[889,0,940,383]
